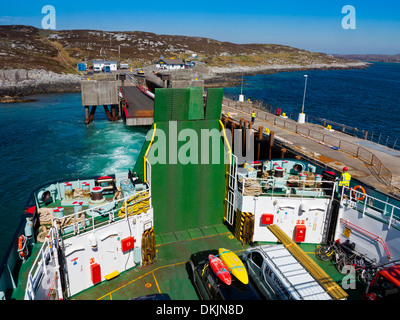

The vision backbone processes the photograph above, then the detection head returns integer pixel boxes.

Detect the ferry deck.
[10,221,363,301]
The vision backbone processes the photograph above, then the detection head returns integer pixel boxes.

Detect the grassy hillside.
[0,25,352,73]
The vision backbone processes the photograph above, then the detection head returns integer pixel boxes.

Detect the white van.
[242,244,333,300]
[93,66,101,73]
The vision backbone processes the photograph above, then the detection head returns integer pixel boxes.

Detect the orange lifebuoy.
[18,235,27,259]
[352,185,366,201]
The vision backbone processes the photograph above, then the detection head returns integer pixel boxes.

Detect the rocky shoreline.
[0,69,81,102]
[0,61,369,102]
[203,61,370,87]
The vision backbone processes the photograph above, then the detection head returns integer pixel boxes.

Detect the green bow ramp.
[133,87,228,234]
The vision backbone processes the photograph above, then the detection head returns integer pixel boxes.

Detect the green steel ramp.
[133,87,229,234]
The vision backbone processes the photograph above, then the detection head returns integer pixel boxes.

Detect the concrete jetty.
[120,85,154,126]
[221,97,400,199]
[81,78,119,124]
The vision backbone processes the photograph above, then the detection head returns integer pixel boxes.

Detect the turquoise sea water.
[0,62,399,263]
[0,93,148,261]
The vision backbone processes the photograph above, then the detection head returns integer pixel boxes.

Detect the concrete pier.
[81,79,119,124]
[120,85,154,126]
[221,97,400,198]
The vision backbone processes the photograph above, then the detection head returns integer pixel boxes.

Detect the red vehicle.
[364,265,400,300]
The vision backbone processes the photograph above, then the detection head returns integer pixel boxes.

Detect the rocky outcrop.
[200,61,369,87]
[206,61,369,78]
[0,69,81,97]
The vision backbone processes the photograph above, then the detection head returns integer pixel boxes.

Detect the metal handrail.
[238,176,336,198]
[24,227,63,300]
[223,96,393,187]
[341,186,400,229]
[24,187,151,300]
[55,187,151,238]
[223,93,399,151]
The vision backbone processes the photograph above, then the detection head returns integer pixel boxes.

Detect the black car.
[188,249,263,300]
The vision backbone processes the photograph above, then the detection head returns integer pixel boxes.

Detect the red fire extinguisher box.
[294,225,306,242]
[261,214,274,225]
[90,263,101,285]
[121,236,135,253]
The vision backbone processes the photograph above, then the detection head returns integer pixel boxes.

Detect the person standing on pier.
[251,110,255,124]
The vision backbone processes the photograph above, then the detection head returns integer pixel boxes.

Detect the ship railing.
[25,186,151,299]
[54,186,151,240]
[237,176,336,199]
[341,186,400,231]
[25,227,63,300]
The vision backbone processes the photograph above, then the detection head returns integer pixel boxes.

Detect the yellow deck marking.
[97,261,186,300]
[152,271,161,294]
[97,231,242,300]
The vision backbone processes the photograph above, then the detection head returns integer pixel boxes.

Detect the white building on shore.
[156,58,185,70]
[92,60,118,72]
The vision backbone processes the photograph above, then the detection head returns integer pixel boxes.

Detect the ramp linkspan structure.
[133,87,230,234]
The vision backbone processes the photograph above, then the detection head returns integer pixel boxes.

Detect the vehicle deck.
[11,223,364,300]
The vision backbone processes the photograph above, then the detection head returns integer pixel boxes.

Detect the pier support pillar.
[111,105,117,121]
[281,148,287,159]
[231,122,235,145]
[268,131,275,160]
[119,101,123,120]
[257,126,263,160]
[243,120,248,157]
[85,106,90,124]
[103,105,113,121]
[88,105,97,124]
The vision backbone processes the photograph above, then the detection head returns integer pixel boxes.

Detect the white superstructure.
[24,174,154,299]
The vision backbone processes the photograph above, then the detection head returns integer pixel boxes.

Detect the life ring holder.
[18,235,28,259]
[352,185,366,201]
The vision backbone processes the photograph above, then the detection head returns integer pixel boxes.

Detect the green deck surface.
[11,223,364,300]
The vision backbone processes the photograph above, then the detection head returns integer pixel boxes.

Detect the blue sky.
[1,0,399,54]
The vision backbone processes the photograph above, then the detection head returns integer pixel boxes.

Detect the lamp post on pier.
[298,74,308,123]
[239,73,244,102]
